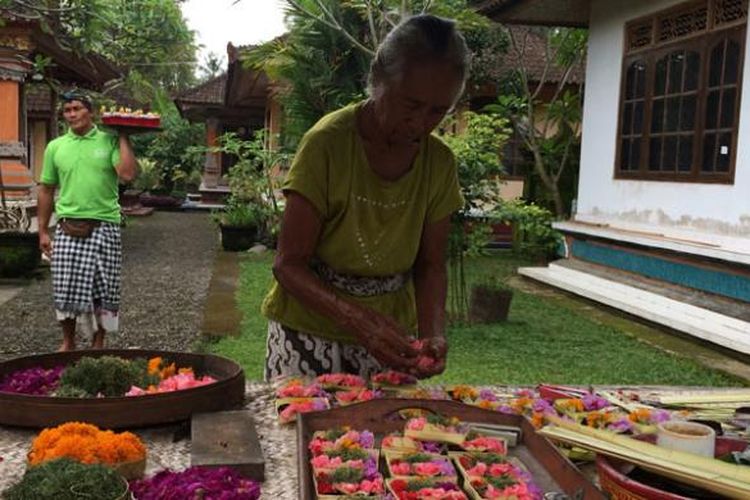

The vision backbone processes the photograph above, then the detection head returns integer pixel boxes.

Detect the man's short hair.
[60,90,93,111]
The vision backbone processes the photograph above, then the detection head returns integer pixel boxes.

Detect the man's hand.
[39,230,52,258]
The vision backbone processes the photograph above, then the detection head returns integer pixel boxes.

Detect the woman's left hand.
[414,336,447,378]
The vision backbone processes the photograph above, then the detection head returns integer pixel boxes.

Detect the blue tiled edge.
[570,239,750,302]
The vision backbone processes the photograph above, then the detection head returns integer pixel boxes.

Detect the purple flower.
[0,366,64,395]
[582,393,609,411]
[435,482,459,491]
[130,466,261,500]
[311,399,328,411]
[479,389,498,402]
[650,410,671,423]
[363,457,379,480]
[609,418,635,433]
[359,431,375,448]
[437,460,455,476]
[420,441,442,454]
[532,398,554,414]
[497,405,515,414]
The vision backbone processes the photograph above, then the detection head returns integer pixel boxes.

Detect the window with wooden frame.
[616,0,748,183]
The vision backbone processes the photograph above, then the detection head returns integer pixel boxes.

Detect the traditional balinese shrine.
[0,19,118,226]
[175,43,280,205]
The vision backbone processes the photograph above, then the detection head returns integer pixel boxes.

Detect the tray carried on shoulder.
[102,123,163,135]
[297,398,604,500]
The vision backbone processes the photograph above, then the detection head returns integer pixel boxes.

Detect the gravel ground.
[0,211,217,360]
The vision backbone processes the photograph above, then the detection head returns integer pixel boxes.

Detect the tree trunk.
[530,146,566,217]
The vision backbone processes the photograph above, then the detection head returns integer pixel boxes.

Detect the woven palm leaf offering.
[100,106,161,134]
[2,458,129,500]
[387,478,468,500]
[404,414,468,446]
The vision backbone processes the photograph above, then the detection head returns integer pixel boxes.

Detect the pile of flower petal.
[0,366,64,395]
[130,466,260,500]
[125,357,216,396]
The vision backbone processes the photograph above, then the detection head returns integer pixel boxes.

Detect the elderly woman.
[262,14,469,380]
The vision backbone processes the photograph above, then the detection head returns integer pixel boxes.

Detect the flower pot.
[219,224,258,252]
[469,285,513,324]
[0,231,40,278]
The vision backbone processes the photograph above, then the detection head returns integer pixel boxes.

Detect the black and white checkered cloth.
[52,222,122,315]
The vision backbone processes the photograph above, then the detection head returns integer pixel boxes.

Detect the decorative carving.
[714,0,748,27]
[0,67,26,82]
[657,3,709,44]
[0,142,27,159]
[627,21,653,52]
[0,34,32,52]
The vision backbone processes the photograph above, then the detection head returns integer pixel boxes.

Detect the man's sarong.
[51,222,121,336]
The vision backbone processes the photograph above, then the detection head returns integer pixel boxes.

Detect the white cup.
[656,421,716,458]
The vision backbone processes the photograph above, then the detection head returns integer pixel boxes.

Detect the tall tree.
[0,0,198,99]
[247,0,506,144]
[199,51,225,83]
[487,27,586,217]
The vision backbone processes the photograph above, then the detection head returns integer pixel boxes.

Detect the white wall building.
[481,0,750,352]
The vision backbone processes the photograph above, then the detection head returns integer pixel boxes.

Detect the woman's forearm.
[414,259,448,339]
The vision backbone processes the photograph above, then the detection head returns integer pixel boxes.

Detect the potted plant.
[468,277,514,324]
[440,112,511,322]
[206,129,289,248]
[212,196,260,252]
[0,167,39,278]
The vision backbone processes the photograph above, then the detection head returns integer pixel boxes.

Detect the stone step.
[519,263,750,354]
[191,410,265,481]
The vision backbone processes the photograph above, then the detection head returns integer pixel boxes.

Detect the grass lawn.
[206,252,742,387]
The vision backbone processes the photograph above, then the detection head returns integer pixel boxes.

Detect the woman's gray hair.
[368,14,471,97]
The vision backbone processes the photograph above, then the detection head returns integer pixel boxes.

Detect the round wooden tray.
[596,435,747,499]
[0,349,245,429]
[101,123,163,135]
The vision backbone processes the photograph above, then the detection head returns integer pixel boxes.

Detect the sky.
[181,0,287,68]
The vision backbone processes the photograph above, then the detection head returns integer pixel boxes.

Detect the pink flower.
[405,417,427,431]
[334,482,360,495]
[360,477,384,494]
[488,463,515,477]
[467,462,488,476]
[500,482,532,499]
[413,462,442,477]
[391,462,412,475]
[125,386,147,396]
[463,437,506,453]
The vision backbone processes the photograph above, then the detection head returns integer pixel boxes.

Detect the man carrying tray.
[38,90,138,351]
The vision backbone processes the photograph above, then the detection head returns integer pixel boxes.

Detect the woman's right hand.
[348,307,420,371]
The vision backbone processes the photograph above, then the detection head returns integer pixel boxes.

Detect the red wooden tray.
[297,398,605,499]
[0,349,245,428]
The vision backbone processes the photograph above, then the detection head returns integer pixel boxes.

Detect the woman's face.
[373,60,463,146]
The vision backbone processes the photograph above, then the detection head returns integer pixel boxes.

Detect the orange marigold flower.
[148,357,163,374]
[28,422,146,466]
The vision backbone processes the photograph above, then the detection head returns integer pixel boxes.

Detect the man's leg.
[60,318,76,351]
[91,327,105,349]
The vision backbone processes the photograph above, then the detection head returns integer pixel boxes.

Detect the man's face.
[62,100,93,134]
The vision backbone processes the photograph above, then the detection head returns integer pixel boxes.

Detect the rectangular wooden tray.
[297,398,604,499]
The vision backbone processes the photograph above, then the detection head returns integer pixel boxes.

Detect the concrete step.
[519,262,750,355]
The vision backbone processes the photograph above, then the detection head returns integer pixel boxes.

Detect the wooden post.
[202,117,221,188]
[0,31,34,207]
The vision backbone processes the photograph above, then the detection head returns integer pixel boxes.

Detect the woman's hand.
[348,307,420,371]
[413,336,447,378]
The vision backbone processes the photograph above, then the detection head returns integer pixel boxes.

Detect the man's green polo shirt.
[40,125,121,223]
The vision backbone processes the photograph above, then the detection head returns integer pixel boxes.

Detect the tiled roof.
[26,84,52,113]
[177,73,227,105]
[502,26,586,84]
